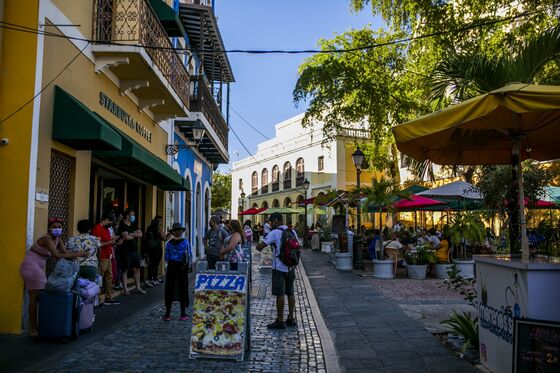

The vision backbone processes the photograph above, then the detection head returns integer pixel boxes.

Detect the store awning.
[52,86,122,151]
[148,0,186,37]
[93,128,187,191]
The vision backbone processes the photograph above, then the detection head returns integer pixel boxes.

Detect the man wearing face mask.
[117,209,145,295]
[92,212,120,305]
[203,216,229,270]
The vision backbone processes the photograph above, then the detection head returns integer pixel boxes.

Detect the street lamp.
[352,147,365,270]
[302,178,310,248]
[238,191,246,221]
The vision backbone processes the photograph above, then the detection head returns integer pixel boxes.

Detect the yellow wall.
[0,0,40,334]
[51,0,94,40]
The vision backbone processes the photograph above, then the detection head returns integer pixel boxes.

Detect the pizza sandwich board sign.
[190,265,249,361]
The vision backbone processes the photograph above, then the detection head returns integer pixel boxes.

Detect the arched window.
[261,168,269,194]
[284,197,293,225]
[262,201,268,209]
[283,161,292,190]
[272,199,280,208]
[272,165,280,192]
[295,158,304,187]
[251,171,258,195]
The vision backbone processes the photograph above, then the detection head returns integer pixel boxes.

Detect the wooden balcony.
[92,0,190,117]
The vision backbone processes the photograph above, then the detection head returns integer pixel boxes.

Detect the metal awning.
[52,86,122,151]
[176,120,229,164]
[178,3,234,83]
[148,0,186,37]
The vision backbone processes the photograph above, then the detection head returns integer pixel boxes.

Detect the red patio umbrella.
[239,207,260,215]
[393,195,446,210]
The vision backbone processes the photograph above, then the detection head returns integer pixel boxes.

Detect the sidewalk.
[302,249,478,373]
[19,249,332,372]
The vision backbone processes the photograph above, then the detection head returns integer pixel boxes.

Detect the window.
[251,171,258,195]
[272,199,280,208]
[272,165,280,192]
[318,156,324,172]
[238,178,243,190]
[283,162,292,190]
[261,168,269,194]
[295,158,304,187]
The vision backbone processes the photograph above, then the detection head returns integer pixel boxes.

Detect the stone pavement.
[23,249,332,372]
[302,249,479,373]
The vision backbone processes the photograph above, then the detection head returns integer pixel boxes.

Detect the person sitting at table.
[426,228,441,250]
[383,233,404,275]
[435,237,451,263]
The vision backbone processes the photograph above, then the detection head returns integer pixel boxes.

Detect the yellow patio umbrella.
[392,83,560,261]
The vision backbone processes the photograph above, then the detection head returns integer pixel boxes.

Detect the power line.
[0,41,91,126]
[231,107,270,140]
[0,8,548,56]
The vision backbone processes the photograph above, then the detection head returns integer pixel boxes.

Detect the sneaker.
[285,318,297,327]
[179,315,189,321]
[145,281,154,288]
[105,299,121,305]
[113,285,123,291]
[267,319,287,329]
[161,315,172,321]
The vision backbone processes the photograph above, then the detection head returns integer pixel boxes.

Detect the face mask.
[51,228,63,237]
[130,216,136,223]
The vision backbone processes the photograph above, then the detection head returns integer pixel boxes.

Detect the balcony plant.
[449,212,485,278]
[403,245,436,279]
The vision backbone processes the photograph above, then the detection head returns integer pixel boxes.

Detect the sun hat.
[171,222,186,232]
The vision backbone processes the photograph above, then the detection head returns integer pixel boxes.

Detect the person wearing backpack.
[256,212,301,330]
[203,216,228,270]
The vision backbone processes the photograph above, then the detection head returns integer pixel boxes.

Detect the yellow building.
[0,0,198,334]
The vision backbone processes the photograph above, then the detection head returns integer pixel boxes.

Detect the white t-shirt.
[264,223,271,235]
[263,225,299,272]
[427,235,441,248]
[382,239,403,251]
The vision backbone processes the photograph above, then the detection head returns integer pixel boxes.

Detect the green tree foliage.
[210,171,231,210]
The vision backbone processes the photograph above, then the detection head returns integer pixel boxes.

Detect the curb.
[299,256,341,373]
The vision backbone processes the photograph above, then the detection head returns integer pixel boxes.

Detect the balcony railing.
[93,0,190,108]
[183,0,212,7]
[338,127,372,139]
[190,76,228,150]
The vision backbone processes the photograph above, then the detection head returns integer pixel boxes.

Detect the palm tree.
[359,176,410,259]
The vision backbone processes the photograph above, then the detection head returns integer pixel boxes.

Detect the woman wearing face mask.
[162,223,192,321]
[117,209,145,295]
[19,218,87,336]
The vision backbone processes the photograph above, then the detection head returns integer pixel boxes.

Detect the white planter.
[454,260,476,279]
[407,264,428,279]
[335,252,353,271]
[435,263,453,279]
[321,241,333,253]
[372,259,395,279]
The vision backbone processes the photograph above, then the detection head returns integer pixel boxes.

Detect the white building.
[231,114,376,227]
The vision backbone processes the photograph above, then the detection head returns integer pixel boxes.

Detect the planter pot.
[335,252,353,271]
[372,259,395,279]
[435,263,453,279]
[454,260,476,279]
[321,241,333,253]
[407,264,428,279]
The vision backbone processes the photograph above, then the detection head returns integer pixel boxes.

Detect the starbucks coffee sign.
[99,92,152,143]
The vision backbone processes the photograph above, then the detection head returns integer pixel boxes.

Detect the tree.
[211,171,231,210]
[293,28,427,181]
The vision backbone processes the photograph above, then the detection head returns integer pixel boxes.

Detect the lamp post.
[352,147,365,270]
[238,191,246,221]
[302,178,310,248]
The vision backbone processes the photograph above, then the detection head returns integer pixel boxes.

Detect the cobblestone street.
[24,249,330,372]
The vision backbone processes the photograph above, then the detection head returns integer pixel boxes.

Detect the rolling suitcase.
[79,301,95,332]
[38,291,80,342]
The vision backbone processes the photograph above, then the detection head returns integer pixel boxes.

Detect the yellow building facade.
[0,0,191,333]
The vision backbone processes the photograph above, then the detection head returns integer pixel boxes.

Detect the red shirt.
[92,223,112,260]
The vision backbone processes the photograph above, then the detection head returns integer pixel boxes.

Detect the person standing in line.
[19,218,87,336]
[91,212,120,305]
[118,209,145,295]
[111,212,123,290]
[162,223,192,321]
[243,220,253,245]
[66,219,101,281]
[145,215,170,286]
[203,216,228,270]
[220,220,244,271]
[256,213,298,329]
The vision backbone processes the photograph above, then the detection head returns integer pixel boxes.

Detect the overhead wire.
[230,107,270,140]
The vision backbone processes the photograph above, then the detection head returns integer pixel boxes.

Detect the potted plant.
[404,245,436,279]
[319,224,334,253]
[359,177,410,279]
[449,212,485,279]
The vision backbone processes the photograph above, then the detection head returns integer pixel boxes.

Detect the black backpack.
[278,227,301,267]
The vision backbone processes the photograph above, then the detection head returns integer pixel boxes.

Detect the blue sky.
[214,1,384,171]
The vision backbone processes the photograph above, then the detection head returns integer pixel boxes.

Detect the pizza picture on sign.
[191,290,246,355]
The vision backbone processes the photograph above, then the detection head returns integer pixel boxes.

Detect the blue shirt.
[165,238,192,263]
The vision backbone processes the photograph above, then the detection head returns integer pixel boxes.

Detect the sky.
[213,1,384,172]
